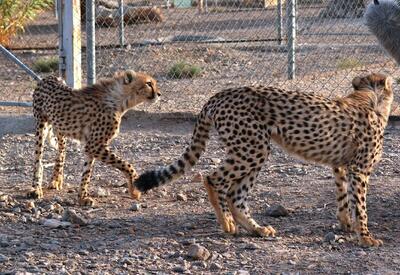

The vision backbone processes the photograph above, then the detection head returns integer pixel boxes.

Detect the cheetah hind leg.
[27,120,47,199]
[227,172,276,238]
[333,167,353,232]
[203,178,237,235]
[49,133,66,191]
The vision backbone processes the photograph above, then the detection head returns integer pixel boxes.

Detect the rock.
[42,219,71,228]
[176,193,187,202]
[288,259,297,265]
[235,270,250,275]
[0,253,8,263]
[243,242,260,250]
[324,232,337,243]
[0,194,9,202]
[130,203,141,211]
[265,204,289,217]
[172,266,187,273]
[62,209,88,226]
[93,187,109,197]
[211,158,221,165]
[187,244,210,261]
[25,201,35,211]
[40,243,61,251]
[210,262,222,271]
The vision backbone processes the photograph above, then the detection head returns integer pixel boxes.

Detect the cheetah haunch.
[135,73,393,247]
[29,70,160,206]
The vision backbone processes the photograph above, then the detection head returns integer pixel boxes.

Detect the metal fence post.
[62,0,82,88]
[118,0,125,47]
[86,0,96,85]
[276,0,283,45]
[287,0,296,80]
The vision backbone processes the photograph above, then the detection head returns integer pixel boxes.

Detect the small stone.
[210,262,222,271]
[187,244,210,261]
[53,203,64,214]
[62,208,88,226]
[265,204,289,217]
[93,187,109,198]
[42,219,71,228]
[288,259,297,265]
[210,158,221,165]
[176,193,187,202]
[235,270,250,275]
[130,203,141,211]
[243,242,260,250]
[324,232,337,243]
[25,201,35,211]
[21,216,27,223]
[172,266,187,273]
[0,194,8,202]
[12,207,21,213]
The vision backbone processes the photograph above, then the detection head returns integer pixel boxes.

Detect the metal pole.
[86,0,96,85]
[119,0,125,47]
[62,0,82,89]
[57,0,65,78]
[287,0,296,80]
[0,45,41,82]
[276,0,282,45]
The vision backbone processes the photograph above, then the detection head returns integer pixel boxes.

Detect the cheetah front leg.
[348,170,383,247]
[333,167,352,232]
[87,145,141,201]
[78,156,96,206]
[49,133,66,191]
[27,120,47,199]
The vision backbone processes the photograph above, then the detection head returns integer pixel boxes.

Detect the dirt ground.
[1,3,400,274]
[0,111,399,274]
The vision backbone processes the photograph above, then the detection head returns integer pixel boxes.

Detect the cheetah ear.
[384,76,393,91]
[124,70,137,84]
[352,77,363,90]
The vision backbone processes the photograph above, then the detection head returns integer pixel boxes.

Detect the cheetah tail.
[134,109,212,192]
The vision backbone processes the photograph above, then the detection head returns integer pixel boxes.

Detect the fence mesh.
[1,0,399,114]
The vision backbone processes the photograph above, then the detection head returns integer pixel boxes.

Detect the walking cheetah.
[29,70,160,206]
[134,73,393,247]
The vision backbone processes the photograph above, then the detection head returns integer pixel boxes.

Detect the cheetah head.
[114,70,161,105]
[352,73,392,93]
[352,72,393,117]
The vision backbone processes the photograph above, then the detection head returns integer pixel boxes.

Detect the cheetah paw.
[79,197,96,207]
[27,188,43,200]
[129,186,141,200]
[221,215,237,235]
[254,225,276,237]
[359,235,383,247]
[49,177,63,190]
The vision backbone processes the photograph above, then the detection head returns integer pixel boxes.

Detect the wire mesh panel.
[1,0,399,114]
[83,0,399,114]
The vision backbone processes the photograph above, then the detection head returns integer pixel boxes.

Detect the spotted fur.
[29,70,160,206]
[135,73,393,247]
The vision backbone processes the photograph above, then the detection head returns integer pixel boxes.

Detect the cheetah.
[134,73,393,247]
[29,70,160,206]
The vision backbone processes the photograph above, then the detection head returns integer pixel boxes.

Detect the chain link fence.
[1,0,399,114]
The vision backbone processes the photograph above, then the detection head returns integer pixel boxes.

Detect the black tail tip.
[134,170,160,192]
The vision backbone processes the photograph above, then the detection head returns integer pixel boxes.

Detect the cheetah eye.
[146,81,153,88]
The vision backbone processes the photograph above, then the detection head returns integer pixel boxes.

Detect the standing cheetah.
[135,73,393,247]
[29,70,160,206]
